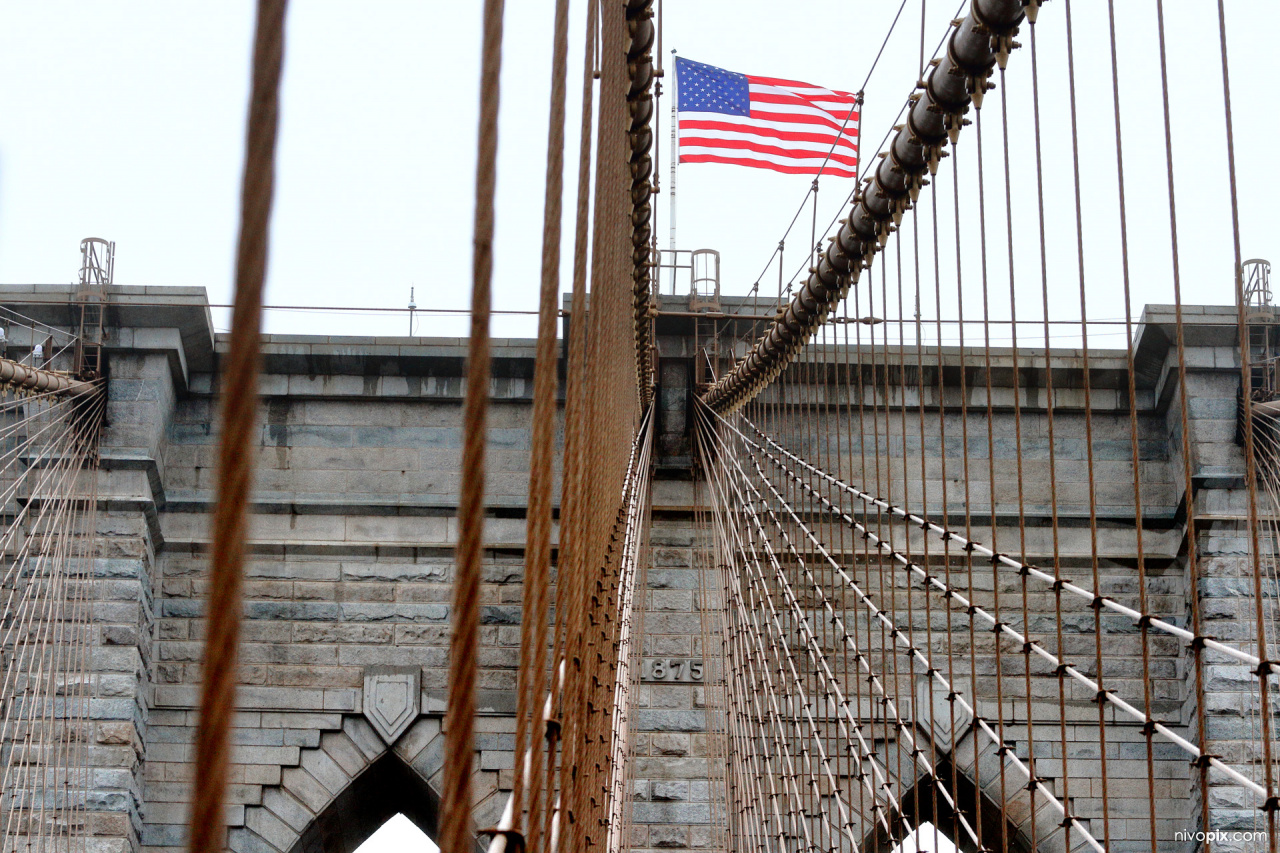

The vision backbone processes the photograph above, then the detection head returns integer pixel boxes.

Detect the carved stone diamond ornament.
[363,666,420,744]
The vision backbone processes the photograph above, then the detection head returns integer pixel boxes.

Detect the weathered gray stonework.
[0,286,1273,853]
[629,501,722,852]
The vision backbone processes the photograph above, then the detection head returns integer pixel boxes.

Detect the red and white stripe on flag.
[676,57,860,178]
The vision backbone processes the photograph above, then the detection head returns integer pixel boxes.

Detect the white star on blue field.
[676,56,750,115]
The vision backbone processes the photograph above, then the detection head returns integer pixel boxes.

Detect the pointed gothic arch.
[863,753,1029,853]
[230,716,493,853]
[283,754,441,853]
[861,729,1099,853]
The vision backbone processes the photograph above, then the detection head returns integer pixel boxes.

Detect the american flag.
[675,56,860,179]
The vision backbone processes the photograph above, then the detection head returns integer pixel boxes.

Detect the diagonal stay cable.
[699,437,815,851]
[740,413,1279,677]
[702,449,857,849]
[699,403,990,851]
[697,418,815,851]
[699,400,1110,848]
[724,407,1277,806]
[703,422,888,841]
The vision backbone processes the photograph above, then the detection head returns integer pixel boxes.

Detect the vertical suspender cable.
[1217,1,1280,843]
[1149,0,1214,840]
[509,0,570,847]
[441,0,504,850]
[188,3,286,853]
[548,0,597,846]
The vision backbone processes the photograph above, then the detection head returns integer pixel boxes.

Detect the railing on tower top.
[653,247,721,312]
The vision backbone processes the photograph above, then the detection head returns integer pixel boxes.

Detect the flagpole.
[916,0,926,348]
[668,48,678,295]
[653,0,662,301]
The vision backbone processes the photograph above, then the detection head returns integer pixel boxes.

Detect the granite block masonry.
[1,286,1273,853]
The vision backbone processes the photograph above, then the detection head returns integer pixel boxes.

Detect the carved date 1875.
[641,658,704,682]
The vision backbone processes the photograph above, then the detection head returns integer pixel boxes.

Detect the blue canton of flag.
[675,57,749,117]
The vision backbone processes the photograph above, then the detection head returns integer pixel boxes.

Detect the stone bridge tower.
[0,285,1268,853]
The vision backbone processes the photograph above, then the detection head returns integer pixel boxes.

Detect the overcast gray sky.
[0,1,1275,345]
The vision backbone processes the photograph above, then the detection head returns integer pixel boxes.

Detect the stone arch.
[864,679,1114,853]
[889,732,1099,853]
[231,716,494,853]
[862,752,1031,853]
[853,713,1099,853]
[283,754,440,853]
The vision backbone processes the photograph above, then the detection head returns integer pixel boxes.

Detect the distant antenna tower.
[74,238,113,380]
[407,286,417,336]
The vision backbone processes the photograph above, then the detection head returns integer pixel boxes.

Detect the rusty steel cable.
[709,424,981,850]
[699,399,1053,851]
[528,0,652,848]
[1026,15,1077,852]
[973,98,1017,853]
[573,1,616,844]
[1081,1,1162,844]
[488,412,653,853]
[1057,2,1117,843]
[188,4,286,853]
[1144,0,1223,838]
[508,0,571,846]
[686,1,1278,847]
[705,394,813,850]
[708,407,1100,848]
[706,402,892,847]
[0,387,105,853]
[440,0,504,850]
[715,411,986,849]
[1216,0,1280,842]
[606,418,653,849]
[548,0,597,847]
[746,418,1280,675]
[725,411,1278,803]
[704,483,856,848]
